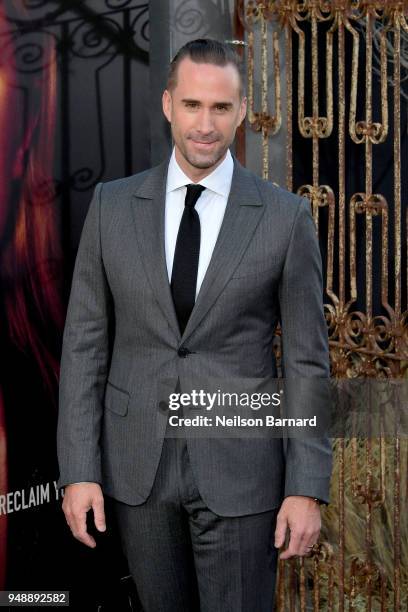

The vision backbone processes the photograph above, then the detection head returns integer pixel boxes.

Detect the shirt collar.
[166,147,233,198]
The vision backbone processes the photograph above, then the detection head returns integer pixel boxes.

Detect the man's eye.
[185,102,198,108]
[215,105,228,112]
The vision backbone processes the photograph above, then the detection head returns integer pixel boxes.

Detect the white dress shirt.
[165,148,234,298]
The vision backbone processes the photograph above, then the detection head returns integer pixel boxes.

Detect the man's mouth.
[191,140,217,149]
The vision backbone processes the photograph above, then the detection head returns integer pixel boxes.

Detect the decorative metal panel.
[236,1,408,610]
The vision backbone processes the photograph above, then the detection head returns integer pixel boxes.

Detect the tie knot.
[185,184,205,209]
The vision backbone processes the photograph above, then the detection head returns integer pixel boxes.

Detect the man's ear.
[238,96,247,126]
[162,89,172,123]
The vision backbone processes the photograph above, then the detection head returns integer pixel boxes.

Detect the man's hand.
[274,495,321,560]
[62,482,106,548]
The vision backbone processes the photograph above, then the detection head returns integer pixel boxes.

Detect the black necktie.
[171,184,205,335]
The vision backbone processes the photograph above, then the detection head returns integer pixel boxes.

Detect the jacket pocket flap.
[104,382,129,416]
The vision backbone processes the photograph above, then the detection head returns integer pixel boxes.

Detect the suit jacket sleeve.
[57,182,112,489]
[278,196,333,504]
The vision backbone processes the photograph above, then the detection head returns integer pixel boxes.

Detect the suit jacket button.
[178,347,190,358]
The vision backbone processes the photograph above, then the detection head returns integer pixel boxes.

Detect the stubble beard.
[178,136,229,170]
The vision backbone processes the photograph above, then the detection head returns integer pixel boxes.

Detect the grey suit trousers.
[112,436,279,612]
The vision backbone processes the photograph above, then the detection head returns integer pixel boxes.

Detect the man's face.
[162,57,247,180]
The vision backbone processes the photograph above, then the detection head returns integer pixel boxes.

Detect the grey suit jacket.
[57,156,332,515]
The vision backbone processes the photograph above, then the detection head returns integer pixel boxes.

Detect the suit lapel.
[130,159,181,340]
[129,157,266,345]
[181,159,265,344]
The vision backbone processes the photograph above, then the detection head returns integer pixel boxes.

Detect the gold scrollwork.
[240,1,408,608]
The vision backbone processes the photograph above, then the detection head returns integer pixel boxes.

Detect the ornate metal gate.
[235,1,408,609]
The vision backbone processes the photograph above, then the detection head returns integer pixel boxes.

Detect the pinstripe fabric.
[112,437,279,612]
[57,156,332,515]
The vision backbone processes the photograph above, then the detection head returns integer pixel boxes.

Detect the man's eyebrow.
[212,101,233,108]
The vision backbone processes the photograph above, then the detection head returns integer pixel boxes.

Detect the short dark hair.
[167,38,244,97]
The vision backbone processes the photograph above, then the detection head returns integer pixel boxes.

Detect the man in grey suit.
[57,39,332,611]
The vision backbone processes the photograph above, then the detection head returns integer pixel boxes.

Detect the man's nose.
[196,109,214,134]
